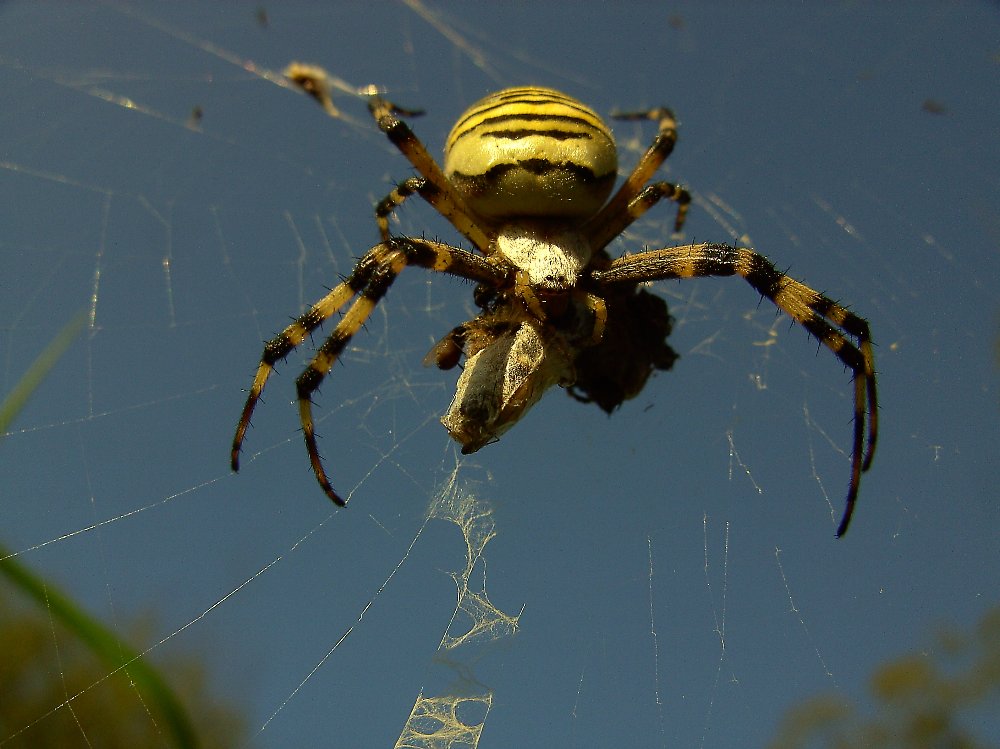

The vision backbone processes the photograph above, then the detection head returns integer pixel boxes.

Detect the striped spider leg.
[367,96,493,251]
[230,238,507,505]
[590,243,878,536]
[578,103,876,535]
[585,105,692,250]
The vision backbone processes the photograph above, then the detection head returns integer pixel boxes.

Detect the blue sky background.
[1,3,997,747]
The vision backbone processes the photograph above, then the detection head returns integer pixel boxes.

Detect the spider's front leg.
[230,243,417,483]
[232,238,506,505]
[231,284,358,475]
[592,242,877,536]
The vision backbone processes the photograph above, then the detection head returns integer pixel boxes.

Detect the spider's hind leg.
[367,96,493,252]
[585,104,690,250]
[375,176,428,241]
[374,176,485,245]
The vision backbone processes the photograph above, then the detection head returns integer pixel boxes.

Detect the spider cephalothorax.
[232,74,877,536]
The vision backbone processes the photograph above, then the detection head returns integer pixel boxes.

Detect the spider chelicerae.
[232,70,878,536]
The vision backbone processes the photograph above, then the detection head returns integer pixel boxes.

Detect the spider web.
[1,3,998,747]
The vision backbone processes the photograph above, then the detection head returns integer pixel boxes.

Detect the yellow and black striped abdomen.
[444,86,618,220]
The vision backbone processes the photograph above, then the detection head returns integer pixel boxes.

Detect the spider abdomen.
[444,86,618,220]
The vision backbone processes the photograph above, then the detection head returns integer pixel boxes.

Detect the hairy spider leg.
[374,176,427,241]
[587,181,692,253]
[368,97,493,252]
[592,242,877,537]
[231,238,506,504]
[585,106,691,246]
[231,283,355,473]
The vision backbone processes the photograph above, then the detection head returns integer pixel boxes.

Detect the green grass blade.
[0,544,201,748]
[1,310,201,748]
[0,309,87,437]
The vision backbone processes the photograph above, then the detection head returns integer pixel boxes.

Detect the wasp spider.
[232,80,878,536]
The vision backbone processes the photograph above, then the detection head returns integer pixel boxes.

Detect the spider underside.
[232,73,878,537]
